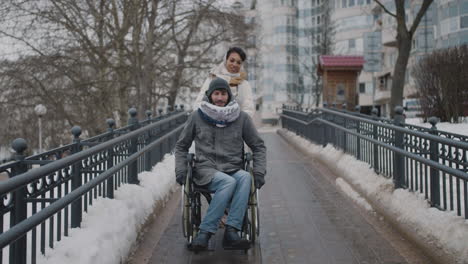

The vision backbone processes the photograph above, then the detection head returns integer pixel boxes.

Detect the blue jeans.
[198,169,252,234]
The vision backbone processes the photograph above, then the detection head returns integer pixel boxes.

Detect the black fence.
[0,108,188,264]
[281,105,468,220]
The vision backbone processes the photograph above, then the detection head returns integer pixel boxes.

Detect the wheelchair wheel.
[247,189,260,243]
[181,184,193,243]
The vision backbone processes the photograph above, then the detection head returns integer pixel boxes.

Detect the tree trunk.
[390,32,411,116]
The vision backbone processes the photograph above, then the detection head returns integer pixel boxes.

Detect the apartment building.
[242,0,468,120]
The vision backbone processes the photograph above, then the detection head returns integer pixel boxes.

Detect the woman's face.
[225,52,243,74]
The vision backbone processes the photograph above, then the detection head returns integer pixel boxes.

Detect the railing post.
[343,115,347,153]
[10,138,28,264]
[106,119,115,199]
[428,116,440,207]
[355,105,361,160]
[393,106,406,189]
[156,109,164,162]
[71,126,83,228]
[145,110,153,171]
[322,111,328,147]
[372,108,379,173]
[128,108,140,184]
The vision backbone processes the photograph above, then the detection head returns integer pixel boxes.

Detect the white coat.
[193,61,255,118]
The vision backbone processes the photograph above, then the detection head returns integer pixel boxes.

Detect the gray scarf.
[199,97,240,127]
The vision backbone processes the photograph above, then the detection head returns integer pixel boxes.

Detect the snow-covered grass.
[34,154,177,264]
[281,129,468,263]
[406,118,468,137]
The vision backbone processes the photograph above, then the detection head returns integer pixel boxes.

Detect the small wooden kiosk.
[317,55,365,111]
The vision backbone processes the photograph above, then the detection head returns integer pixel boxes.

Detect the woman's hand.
[229,72,247,86]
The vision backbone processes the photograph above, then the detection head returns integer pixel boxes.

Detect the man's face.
[210,89,229,107]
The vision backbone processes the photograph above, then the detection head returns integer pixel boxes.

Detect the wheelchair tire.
[249,190,260,243]
[181,185,192,241]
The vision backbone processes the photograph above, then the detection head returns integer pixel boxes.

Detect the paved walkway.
[133,132,424,264]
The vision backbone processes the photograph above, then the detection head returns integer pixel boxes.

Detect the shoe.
[191,230,211,251]
[222,225,250,250]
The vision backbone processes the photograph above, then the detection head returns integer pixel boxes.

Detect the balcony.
[374,88,391,103]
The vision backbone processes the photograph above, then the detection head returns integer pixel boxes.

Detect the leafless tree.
[412,45,468,122]
[374,0,433,116]
[0,0,241,150]
[298,1,334,108]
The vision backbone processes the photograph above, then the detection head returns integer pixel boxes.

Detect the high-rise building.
[245,0,467,120]
[255,0,300,123]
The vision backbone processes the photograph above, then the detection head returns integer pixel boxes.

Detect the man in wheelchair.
[175,77,266,251]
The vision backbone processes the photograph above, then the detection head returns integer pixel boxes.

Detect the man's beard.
[214,100,226,106]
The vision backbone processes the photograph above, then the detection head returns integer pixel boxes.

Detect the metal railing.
[0,108,188,264]
[281,105,468,220]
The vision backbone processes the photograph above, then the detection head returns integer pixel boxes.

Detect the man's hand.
[176,174,186,186]
[254,174,265,189]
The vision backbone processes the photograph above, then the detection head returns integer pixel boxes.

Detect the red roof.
[319,55,365,67]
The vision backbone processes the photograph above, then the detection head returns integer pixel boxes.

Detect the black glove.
[176,173,186,186]
[254,174,265,189]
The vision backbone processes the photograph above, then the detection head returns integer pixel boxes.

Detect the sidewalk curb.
[277,129,458,264]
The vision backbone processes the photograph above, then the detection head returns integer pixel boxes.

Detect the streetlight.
[34,104,47,153]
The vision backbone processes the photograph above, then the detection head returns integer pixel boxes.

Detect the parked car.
[403,98,423,118]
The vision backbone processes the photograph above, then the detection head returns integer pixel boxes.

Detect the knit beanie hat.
[205,77,233,103]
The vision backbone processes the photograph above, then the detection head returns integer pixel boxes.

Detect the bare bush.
[412,45,468,122]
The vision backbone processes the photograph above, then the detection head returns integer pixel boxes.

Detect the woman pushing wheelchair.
[174,77,266,251]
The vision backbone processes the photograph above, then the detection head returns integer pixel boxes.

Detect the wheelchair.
[181,152,260,251]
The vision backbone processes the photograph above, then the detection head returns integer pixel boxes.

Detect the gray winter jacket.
[175,111,266,186]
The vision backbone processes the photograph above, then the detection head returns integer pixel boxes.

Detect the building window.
[349,38,356,49]
[449,5,458,17]
[359,83,366,93]
[462,2,468,14]
[461,16,468,28]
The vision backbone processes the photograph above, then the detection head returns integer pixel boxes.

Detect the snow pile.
[335,178,373,212]
[406,118,468,137]
[37,154,177,264]
[281,129,468,262]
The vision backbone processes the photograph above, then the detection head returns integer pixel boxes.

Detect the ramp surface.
[141,132,418,264]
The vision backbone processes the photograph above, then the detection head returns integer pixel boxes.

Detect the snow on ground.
[282,129,468,263]
[257,125,278,133]
[406,118,468,136]
[36,154,177,264]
